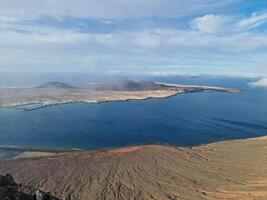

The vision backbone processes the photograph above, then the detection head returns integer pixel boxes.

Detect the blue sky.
[0,0,266,77]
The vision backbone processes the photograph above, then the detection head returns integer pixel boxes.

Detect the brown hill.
[35,82,77,89]
[94,79,168,91]
[1,137,267,200]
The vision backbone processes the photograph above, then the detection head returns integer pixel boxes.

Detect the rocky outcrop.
[0,174,60,200]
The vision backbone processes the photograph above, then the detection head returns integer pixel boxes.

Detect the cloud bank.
[249,78,267,88]
[0,0,232,19]
[0,0,266,76]
[191,14,233,33]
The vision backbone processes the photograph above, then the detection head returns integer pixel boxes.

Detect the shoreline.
[0,146,83,153]
[0,85,244,111]
[1,135,266,159]
[0,90,181,111]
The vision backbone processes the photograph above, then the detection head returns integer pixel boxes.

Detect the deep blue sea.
[0,76,267,151]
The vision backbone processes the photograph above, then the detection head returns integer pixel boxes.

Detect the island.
[0,136,266,199]
[0,79,243,110]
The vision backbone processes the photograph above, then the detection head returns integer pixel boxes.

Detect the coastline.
[12,91,180,111]
[0,84,243,111]
[1,135,266,160]
[0,146,84,160]
[0,146,83,153]
[0,90,182,111]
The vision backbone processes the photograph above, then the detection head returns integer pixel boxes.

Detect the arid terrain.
[0,136,267,200]
[0,80,242,110]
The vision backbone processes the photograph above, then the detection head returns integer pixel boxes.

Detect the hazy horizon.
[0,71,262,88]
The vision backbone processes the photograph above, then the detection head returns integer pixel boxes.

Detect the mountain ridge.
[35,81,77,89]
[94,79,163,91]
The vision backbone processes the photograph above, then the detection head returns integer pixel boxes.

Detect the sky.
[0,0,267,77]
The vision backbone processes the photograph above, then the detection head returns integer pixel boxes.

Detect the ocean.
[0,76,266,150]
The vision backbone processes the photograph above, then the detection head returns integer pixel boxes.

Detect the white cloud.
[0,15,20,23]
[129,29,267,51]
[191,11,267,34]
[237,11,267,30]
[0,29,89,45]
[0,0,234,20]
[133,31,161,47]
[33,32,89,44]
[191,14,233,33]
[1,23,267,52]
[248,78,267,88]
[0,0,265,76]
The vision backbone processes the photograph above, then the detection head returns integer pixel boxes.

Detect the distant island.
[0,79,244,110]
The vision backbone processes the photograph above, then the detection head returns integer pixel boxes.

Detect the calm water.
[0,77,267,150]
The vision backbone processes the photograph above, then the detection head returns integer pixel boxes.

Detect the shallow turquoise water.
[0,151,20,159]
[0,77,266,150]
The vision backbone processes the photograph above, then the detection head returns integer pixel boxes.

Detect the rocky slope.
[1,137,266,200]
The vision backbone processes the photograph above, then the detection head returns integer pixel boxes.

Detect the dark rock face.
[0,174,16,187]
[0,174,60,200]
[0,174,31,200]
